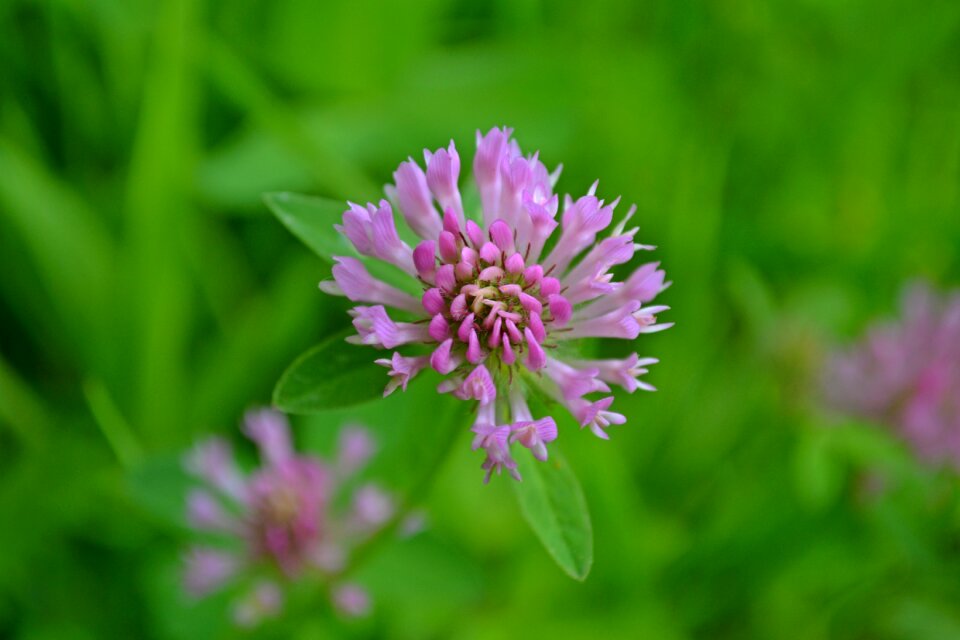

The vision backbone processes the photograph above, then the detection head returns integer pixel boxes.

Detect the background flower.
[824,283,960,469]
[182,410,392,626]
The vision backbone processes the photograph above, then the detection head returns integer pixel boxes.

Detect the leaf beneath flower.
[512,450,593,581]
[273,330,387,413]
[264,191,416,292]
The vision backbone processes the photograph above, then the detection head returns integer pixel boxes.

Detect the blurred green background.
[2,0,960,638]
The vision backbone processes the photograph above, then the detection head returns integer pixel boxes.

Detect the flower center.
[467,278,536,326]
[261,486,300,525]
[439,249,554,365]
[420,217,570,372]
[249,481,321,575]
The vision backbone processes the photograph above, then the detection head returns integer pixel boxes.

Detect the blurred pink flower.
[824,283,960,468]
[321,127,671,482]
[182,410,391,625]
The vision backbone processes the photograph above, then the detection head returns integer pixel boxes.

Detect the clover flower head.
[824,283,960,469]
[321,127,671,482]
[182,410,393,625]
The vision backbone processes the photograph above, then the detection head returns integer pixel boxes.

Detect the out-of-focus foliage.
[1,0,959,638]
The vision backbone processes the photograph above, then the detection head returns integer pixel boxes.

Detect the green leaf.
[263,191,414,291]
[512,450,593,581]
[264,191,352,259]
[273,330,387,413]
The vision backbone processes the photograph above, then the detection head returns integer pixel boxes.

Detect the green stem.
[330,400,472,581]
[83,379,143,468]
